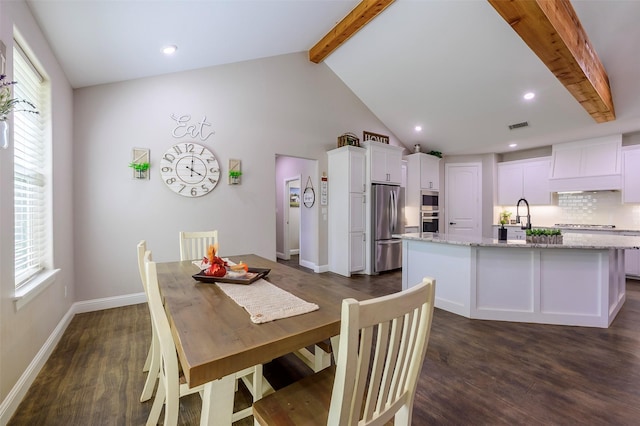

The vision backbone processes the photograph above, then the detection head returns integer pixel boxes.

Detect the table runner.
[215,279,319,324]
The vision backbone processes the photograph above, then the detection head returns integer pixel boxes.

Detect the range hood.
[548,135,622,192]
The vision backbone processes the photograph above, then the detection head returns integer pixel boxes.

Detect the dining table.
[156,253,373,426]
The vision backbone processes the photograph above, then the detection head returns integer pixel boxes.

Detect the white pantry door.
[445,162,482,237]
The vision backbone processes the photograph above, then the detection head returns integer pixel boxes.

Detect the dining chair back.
[253,277,436,426]
[137,240,160,402]
[179,230,219,261]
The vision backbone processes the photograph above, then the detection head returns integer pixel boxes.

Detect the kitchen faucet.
[515,198,532,230]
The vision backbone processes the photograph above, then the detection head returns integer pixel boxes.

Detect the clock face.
[160,142,220,197]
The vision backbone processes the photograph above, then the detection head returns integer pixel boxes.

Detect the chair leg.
[140,332,160,402]
[146,378,165,426]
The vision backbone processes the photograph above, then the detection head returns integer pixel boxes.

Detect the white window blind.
[14,42,47,289]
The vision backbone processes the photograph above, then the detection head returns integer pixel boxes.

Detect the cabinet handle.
[449,222,456,225]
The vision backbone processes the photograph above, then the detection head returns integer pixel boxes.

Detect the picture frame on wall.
[289,187,300,207]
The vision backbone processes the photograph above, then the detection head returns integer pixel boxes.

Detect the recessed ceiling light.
[162,45,177,55]
[414,125,422,132]
[509,143,518,148]
[523,92,535,100]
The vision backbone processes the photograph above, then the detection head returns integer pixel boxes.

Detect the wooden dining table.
[156,254,372,426]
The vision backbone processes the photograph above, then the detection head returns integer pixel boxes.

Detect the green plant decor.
[499,211,512,228]
[428,150,442,158]
[229,170,242,178]
[129,162,150,179]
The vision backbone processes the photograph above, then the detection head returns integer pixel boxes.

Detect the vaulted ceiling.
[25,0,640,155]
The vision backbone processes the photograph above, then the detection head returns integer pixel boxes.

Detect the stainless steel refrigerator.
[372,184,405,273]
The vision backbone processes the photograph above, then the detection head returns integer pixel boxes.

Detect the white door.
[445,163,482,237]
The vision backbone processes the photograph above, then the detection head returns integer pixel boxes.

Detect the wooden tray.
[192,267,271,285]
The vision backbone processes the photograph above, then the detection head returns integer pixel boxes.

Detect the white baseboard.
[0,292,147,425]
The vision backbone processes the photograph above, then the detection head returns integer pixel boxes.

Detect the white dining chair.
[253,277,436,426]
[137,240,160,403]
[179,230,219,261]
[144,250,266,425]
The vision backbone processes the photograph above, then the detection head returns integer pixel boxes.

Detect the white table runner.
[216,279,319,324]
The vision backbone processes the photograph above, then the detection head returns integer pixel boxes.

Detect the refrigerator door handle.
[390,190,397,234]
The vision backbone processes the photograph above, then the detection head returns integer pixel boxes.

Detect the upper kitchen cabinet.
[623,147,640,203]
[363,141,403,185]
[549,135,622,192]
[497,157,551,205]
[406,153,441,191]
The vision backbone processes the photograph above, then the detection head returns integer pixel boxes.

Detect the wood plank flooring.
[9,257,640,425]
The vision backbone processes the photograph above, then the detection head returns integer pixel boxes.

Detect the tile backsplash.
[497,191,640,229]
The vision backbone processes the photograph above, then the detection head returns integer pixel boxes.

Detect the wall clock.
[160,142,220,197]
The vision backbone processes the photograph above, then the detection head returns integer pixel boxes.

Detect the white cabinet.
[364,141,403,184]
[497,158,551,205]
[328,146,366,277]
[622,232,640,277]
[405,153,441,227]
[623,148,640,203]
[420,154,441,190]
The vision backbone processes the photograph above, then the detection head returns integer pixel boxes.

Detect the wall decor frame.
[363,130,389,144]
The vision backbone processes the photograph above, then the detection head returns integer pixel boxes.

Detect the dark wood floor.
[9,256,640,425]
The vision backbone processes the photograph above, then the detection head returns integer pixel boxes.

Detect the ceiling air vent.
[508,121,529,130]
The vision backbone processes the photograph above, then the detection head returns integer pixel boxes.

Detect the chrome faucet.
[515,198,532,230]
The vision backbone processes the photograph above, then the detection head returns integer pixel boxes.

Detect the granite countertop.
[493,224,640,233]
[396,232,640,249]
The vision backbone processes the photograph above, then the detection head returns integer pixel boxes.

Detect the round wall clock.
[160,142,220,197]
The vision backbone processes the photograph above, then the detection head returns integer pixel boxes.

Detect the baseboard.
[73,292,146,314]
[0,292,147,424]
[0,307,75,425]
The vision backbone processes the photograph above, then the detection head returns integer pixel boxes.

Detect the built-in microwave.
[421,190,439,212]
[421,211,439,234]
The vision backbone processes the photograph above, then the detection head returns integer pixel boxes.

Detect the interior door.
[445,163,482,237]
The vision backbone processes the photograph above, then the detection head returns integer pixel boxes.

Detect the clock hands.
[185,164,204,177]
[190,154,195,177]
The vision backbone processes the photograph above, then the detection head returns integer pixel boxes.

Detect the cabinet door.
[497,163,523,205]
[523,159,551,205]
[349,232,365,272]
[370,146,389,183]
[349,192,365,233]
[386,149,403,184]
[349,151,366,193]
[624,249,640,276]
[623,149,640,203]
[420,155,440,190]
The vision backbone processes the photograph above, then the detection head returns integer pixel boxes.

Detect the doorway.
[283,176,301,260]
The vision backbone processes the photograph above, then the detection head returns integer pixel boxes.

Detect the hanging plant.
[0,74,39,120]
[129,162,150,179]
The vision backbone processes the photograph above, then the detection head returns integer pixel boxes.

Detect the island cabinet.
[497,157,551,205]
[622,231,640,278]
[399,232,636,328]
[327,146,366,277]
[623,147,640,203]
[363,141,403,185]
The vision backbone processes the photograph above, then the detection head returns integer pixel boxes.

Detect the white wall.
[73,52,403,301]
[0,0,74,404]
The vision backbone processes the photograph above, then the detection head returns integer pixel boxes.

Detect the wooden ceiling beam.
[488,0,615,123]
[309,0,395,64]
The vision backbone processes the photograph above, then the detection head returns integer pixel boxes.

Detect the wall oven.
[421,211,439,234]
[421,190,439,212]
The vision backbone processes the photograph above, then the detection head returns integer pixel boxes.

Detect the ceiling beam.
[309,0,396,64]
[488,0,615,123]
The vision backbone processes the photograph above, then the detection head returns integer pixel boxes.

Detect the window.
[13,41,50,290]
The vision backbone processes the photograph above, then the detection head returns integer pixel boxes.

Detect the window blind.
[14,42,47,288]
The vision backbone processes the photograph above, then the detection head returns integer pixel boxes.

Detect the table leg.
[330,335,340,360]
[200,374,235,426]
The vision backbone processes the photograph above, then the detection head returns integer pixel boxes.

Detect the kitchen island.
[399,232,640,328]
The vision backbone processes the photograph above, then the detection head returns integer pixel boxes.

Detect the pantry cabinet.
[497,158,551,205]
[364,141,403,185]
[327,146,366,277]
